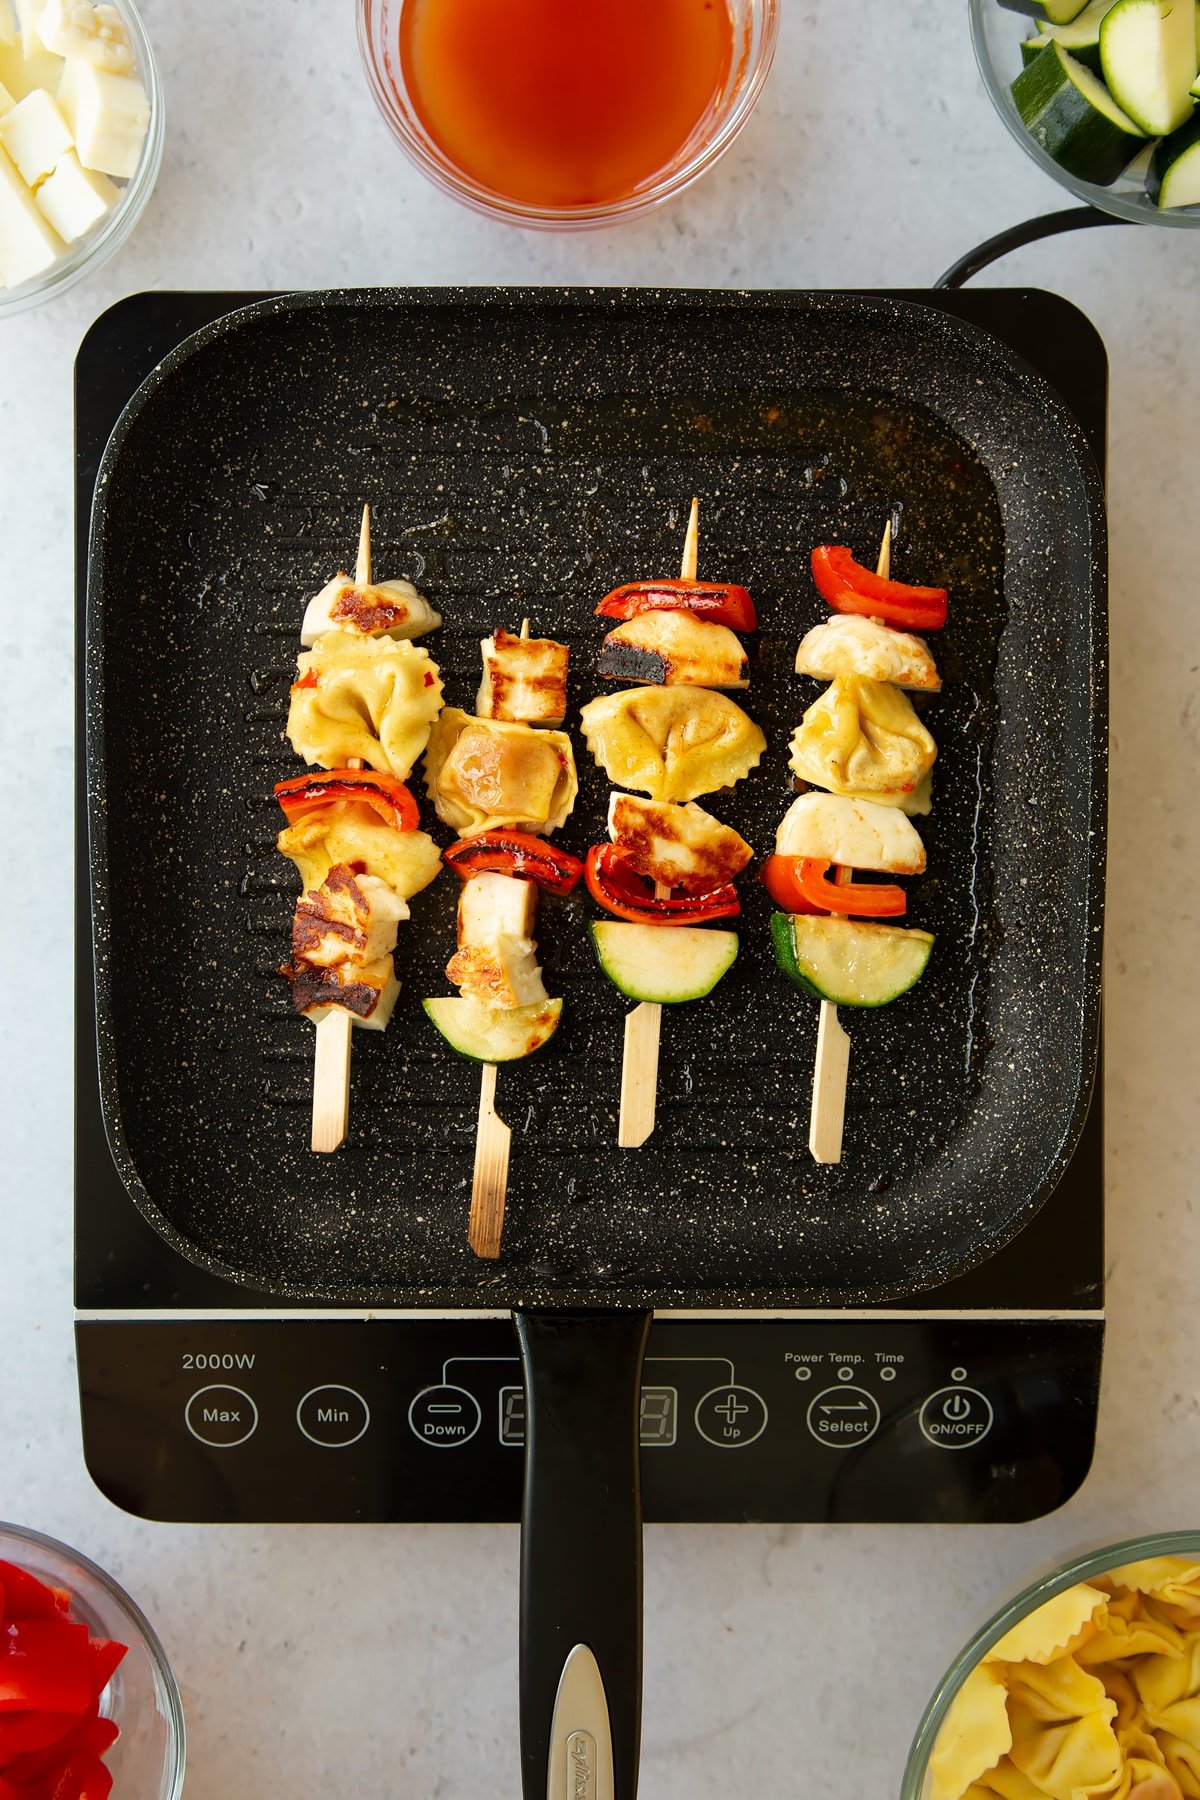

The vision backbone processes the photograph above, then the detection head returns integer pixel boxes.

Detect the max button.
[297,1385,370,1448]
[408,1385,482,1448]
[185,1385,258,1448]
[695,1386,768,1448]
[919,1386,994,1450]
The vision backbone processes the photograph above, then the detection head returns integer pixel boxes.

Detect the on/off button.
[919,1386,994,1449]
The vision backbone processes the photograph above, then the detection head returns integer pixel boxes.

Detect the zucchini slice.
[1100,0,1198,136]
[589,921,738,1004]
[422,995,562,1061]
[770,913,933,1009]
[1149,106,1200,201]
[1022,0,1115,68]
[1013,42,1147,183]
[1023,33,1104,72]
[1000,0,1091,22]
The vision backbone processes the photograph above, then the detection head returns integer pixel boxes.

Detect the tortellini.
[931,1561,1200,1800]
[789,674,936,805]
[424,708,578,836]
[287,630,444,778]
[277,802,443,902]
[580,684,766,803]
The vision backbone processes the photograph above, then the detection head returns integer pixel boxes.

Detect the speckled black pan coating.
[85,289,1106,1309]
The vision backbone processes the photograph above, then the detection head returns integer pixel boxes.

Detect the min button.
[185,1385,258,1448]
[297,1385,370,1448]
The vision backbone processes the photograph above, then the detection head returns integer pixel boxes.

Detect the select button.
[297,1385,370,1448]
[185,1385,258,1448]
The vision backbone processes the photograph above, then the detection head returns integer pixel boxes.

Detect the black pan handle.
[515,1308,653,1800]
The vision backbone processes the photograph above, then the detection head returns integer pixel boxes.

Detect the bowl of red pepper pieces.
[0,1525,184,1800]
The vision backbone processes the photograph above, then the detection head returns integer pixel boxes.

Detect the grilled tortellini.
[277,803,442,901]
[580,685,765,803]
[423,709,578,836]
[287,630,444,778]
[789,674,936,807]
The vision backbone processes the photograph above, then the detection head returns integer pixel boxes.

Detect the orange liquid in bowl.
[398,0,735,209]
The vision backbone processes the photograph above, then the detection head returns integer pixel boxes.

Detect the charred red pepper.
[810,545,948,632]
[764,855,906,919]
[585,844,740,926]
[596,580,758,632]
[274,769,420,833]
[443,831,583,896]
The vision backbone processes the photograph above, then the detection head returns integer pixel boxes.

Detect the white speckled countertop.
[1,3,1198,1795]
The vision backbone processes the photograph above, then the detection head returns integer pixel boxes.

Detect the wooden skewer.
[618,497,700,1149]
[466,615,534,1256]
[310,505,375,1153]
[807,519,893,1165]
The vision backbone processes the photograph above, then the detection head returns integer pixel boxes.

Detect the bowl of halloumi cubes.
[0,0,161,312]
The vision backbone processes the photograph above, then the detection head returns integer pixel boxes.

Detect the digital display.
[499,1386,677,1447]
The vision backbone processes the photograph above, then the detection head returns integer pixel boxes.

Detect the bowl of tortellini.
[904,1534,1200,1800]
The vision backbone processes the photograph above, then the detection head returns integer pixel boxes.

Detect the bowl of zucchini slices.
[971,0,1200,220]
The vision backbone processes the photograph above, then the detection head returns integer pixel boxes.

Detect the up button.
[919,1385,994,1450]
[185,1385,258,1448]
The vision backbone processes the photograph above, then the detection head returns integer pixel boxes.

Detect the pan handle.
[514,1308,652,1800]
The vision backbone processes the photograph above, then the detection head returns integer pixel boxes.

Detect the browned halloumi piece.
[598,609,749,689]
[476,627,570,725]
[608,792,753,893]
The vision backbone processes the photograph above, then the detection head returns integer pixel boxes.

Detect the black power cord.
[934,204,1133,288]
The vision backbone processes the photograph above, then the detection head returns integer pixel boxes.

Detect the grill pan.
[84,288,1106,1798]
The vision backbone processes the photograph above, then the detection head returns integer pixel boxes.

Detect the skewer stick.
[310,504,376,1152]
[618,498,700,1148]
[466,616,535,1255]
[807,520,892,1165]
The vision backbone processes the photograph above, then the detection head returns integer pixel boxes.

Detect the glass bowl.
[356,0,778,229]
[0,0,164,316]
[902,1529,1200,1800]
[0,1522,185,1798]
[969,0,1199,229]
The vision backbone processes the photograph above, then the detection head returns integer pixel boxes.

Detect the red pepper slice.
[84,1641,126,1703]
[0,1620,90,1716]
[443,831,583,896]
[764,855,906,919]
[810,545,948,632]
[585,844,740,926]
[274,769,420,833]
[0,1566,69,1624]
[291,667,319,691]
[596,580,758,632]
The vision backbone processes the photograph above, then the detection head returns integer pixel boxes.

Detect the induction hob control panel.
[76,1315,1101,1524]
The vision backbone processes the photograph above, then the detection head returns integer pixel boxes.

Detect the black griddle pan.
[85,289,1106,1798]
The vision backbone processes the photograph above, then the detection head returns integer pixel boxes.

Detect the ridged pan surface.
[85,289,1106,1308]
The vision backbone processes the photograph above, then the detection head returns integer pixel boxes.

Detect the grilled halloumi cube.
[795,614,939,691]
[456,870,537,945]
[599,609,749,689]
[447,870,547,1009]
[300,572,441,646]
[291,867,408,971]
[608,792,753,894]
[775,792,926,875]
[287,957,401,1030]
[477,626,569,725]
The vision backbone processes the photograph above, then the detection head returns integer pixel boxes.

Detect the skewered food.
[598,608,750,688]
[300,570,441,646]
[422,996,563,1063]
[280,865,405,1028]
[788,674,937,804]
[607,793,753,893]
[585,843,739,926]
[276,792,442,902]
[580,684,765,802]
[794,613,940,691]
[771,914,934,1008]
[442,829,583,895]
[287,629,443,777]
[809,543,948,630]
[596,578,758,632]
[424,708,578,835]
[589,920,739,1004]
[774,791,927,875]
[476,625,569,724]
[446,870,548,1009]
